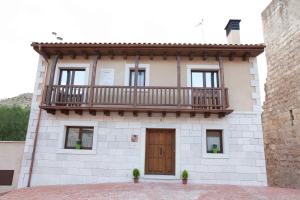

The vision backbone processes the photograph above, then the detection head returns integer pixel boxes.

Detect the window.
[0,170,14,185]
[64,127,94,149]
[59,69,85,85]
[129,69,145,86]
[206,130,223,153]
[191,71,218,88]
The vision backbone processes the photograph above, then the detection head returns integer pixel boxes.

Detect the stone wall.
[262,0,300,188]
[18,112,266,187]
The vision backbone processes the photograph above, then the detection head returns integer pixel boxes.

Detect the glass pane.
[206,131,222,153]
[66,128,80,148]
[213,72,218,88]
[73,70,85,85]
[130,71,135,86]
[130,70,145,86]
[138,71,145,86]
[206,72,212,87]
[59,70,68,85]
[191,72,203,87]
[81,128,93,149]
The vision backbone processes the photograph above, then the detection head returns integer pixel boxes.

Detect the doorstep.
[142,175,179,181]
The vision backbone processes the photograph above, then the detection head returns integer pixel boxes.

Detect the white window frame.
[124,64,150,86]
[186,64,219,87]
[202,124,229,159]
[54,63,91,85]
[56,121,98,155]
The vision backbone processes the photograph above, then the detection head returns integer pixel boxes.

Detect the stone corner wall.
[262,0,300,188]
[17,56,46,188]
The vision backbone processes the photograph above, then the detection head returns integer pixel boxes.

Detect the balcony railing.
[43,85,229,111]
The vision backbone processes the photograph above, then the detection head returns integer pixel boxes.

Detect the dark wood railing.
[43,85,229,110]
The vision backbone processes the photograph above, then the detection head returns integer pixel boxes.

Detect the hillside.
[0,93,33,107]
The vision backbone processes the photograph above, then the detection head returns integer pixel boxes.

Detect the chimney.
[224,19,241,44]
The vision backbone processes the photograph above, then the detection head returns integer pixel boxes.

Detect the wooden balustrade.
[44,85,229,110]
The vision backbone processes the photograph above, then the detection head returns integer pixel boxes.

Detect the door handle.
[160,147,163,156]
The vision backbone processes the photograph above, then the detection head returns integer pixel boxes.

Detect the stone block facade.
[262,0,300,188]
[18,44,267,187]
[18,111,266,187]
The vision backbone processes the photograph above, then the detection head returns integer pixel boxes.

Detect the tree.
[0,106,30,141]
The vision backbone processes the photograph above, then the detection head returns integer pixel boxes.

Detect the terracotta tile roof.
[32,42,265,48]
[31,42,265,58]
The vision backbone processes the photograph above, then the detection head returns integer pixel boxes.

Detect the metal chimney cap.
[225,19,241,36]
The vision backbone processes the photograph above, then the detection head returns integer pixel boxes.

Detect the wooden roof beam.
[242,52,250,61]
[122,51,127,60]
[149,53,154,60]
[202,51,208,60]
[69,51,77,59]
[89,110,96,116]
[81,51,89,59]
[74,110,83,115]
[190,112,196,118]
[55,51,63,59]
[163,52,167,60]
[215,52,223,61]
[61,110,69,115]
[104,110,110,116]
[109,51,115,60]
[229,52,236,61]
[204,112,210,118]
[189,52,194,60]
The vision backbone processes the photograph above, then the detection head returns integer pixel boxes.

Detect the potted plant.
[181,170,188,184]
[75,140,81,149]
[132,168,140,183]
[212,144,218,153]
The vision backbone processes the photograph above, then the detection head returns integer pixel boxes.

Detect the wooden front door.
[145,129,175,175]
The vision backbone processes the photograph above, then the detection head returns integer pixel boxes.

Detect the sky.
[0,0,272,102]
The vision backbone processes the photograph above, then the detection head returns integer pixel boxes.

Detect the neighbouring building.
[262,0,300,188]
[18,19,267,187]
[0,141,24,193]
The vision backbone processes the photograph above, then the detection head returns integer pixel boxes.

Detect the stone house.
[18,19,267,187]
[262,0,300,188]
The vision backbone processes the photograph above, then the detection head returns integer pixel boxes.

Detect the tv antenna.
[195,19,205,42]
[52,32,63,41]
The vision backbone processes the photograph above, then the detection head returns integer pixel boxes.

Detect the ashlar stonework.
[262,0,300,188]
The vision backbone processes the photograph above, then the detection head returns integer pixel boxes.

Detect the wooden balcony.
[41,85,233,117]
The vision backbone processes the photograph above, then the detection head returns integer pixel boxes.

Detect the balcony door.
[58,69,85,86]
[129,69,145,86]
[191,71,220,108]
[191,71,218,88]
[57,69,86,105]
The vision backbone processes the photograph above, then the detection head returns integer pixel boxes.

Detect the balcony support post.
[46,55,59,105]
[218,56,226,109]
[133,55,140,106]
[176,55,181,108]
[89,54,100,107]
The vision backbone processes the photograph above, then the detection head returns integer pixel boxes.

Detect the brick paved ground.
[1,182,300,200]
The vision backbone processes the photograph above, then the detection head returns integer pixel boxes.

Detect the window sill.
[202,153,229,159]
[56,149,96,155]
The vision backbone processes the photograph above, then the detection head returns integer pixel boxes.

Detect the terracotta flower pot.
[182,179,187,184]
[133,178,139,183]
